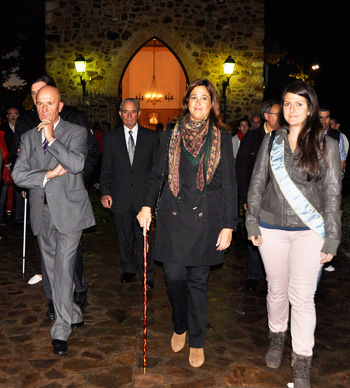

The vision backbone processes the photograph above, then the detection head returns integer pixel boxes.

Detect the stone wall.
[45,0,264,124]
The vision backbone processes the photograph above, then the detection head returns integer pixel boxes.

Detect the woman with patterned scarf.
[137,79,238,368]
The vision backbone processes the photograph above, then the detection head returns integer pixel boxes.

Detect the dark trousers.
[246,239,263,281]
[164,262,210,348]
[114,207,155,281]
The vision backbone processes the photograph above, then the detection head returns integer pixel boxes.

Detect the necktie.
[42,139,48,153]
[128,130,135,165]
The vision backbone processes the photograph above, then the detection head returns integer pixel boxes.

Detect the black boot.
[265,330,286,368]
[291,352,312,388]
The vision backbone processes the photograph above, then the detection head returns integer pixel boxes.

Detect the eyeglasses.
[268,112,279,115]
[8,113,19,116]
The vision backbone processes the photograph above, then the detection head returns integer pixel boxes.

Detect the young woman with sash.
[137,79,237,368]
[246,81,342,388]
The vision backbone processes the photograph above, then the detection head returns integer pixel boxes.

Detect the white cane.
[22,197,27,279]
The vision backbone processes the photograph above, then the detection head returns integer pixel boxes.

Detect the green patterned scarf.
[168,114,221,196]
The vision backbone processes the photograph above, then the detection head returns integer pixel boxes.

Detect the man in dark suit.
[12,86,96,355]
[236,99,280,292]
[100,98,159,288]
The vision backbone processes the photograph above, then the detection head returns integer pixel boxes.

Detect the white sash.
[270,135,325,240]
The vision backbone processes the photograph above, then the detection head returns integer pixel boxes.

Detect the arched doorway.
[120,38,189,129]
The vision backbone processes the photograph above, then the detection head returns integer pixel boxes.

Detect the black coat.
[143,123,238,266]
[236,126,266,204]
[99,125,160,214]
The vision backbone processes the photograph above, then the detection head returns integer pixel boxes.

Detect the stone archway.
[104,29,195,98]
[118,36,189,129]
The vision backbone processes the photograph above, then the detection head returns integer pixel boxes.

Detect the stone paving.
[1,189,350,388]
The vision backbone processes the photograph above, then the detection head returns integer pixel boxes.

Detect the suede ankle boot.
[171,331,186,352]
[291,352,312,388]
[265,330,287,368]
[189,347,205,368]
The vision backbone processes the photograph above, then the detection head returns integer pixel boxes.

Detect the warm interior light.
[223,55,236,75]
[74,54,87,73]
[149,113,158,124]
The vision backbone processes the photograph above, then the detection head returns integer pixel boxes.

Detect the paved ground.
[1,189,349,388]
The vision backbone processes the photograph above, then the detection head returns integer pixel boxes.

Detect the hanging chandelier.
[145,39,163,105]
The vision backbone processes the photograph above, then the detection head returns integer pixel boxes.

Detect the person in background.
[330,115,348,159]
[246,81,341,388]
[100,98,159,288]
[0,106,20,225]
[236,99,280,292]
[137,79,237,368]
[319,107,346,272]
[250,113,262,130]
[232,117,250,162]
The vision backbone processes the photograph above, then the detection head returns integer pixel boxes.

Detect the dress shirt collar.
[124,123,138,144]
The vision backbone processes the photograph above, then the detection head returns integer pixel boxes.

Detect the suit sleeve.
[48,125,87,174]
[99,132,113,197]
[12,135,47,188]
[236,133,254,204]
[245,133,271,238]
[221,132,238,230]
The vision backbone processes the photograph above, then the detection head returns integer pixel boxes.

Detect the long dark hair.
[173,79,230,132]
[279,81,326,181]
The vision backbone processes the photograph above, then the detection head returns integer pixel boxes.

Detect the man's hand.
[101,195,113,208]
[46,163,67,180]
[38,119,55,143]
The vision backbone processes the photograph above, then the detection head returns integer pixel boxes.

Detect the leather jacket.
[246,127,342,255]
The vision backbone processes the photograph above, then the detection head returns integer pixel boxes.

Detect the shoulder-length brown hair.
[172,79,230,132]
[279,81,326,181]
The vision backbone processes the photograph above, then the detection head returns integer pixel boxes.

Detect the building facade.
[45,0,264,125]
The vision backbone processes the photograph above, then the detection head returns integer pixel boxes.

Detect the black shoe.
[46,300,56,320]
[121,272,136,283]
[52,339,68,355]
[245,279,258,292]
[71,320,84,329]
[74,290,88,311]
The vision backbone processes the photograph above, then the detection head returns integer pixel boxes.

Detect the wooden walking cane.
[143,233,148,374]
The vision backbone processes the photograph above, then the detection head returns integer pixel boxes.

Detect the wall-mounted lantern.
[74,54,87,96]
[222,55,236,122]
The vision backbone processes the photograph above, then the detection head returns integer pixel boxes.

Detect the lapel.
[115,126,132,165]
[35,119,66,166]
[133,125,145,166]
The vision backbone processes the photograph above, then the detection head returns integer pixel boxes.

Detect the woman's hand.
[137,206,152,236]
[249,235,263,247]
[320,252,334,264]
[216,228,233,251]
